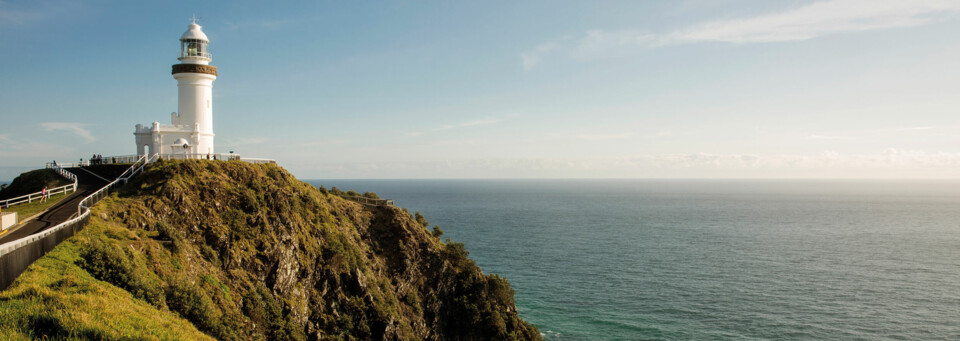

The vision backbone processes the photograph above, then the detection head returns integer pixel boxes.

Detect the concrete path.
[0,168,112,245]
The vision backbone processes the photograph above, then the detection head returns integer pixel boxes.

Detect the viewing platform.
[48,153,275,168]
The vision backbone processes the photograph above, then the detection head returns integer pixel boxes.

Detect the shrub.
[78,239,164,307]
[414,212,429,228]
[153,221,182,253]
[166,277,221,334]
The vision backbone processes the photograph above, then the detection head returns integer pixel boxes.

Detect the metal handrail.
[0,164,78,208]
[49,155,143,168]
[0,155,149,258]
[46,153,275,168]
[339,195,395,207]
[152,153,242,161]
[178,51,212,59]
[239,157,277,164]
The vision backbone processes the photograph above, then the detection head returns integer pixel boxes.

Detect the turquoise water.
[309,179,960,340]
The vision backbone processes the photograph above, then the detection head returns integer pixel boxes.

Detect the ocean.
[307,179,960,340]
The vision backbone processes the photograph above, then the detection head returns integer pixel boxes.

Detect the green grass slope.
[1,160,540,340]
[3,192,69,224]
[0,169,72,200]
[0,236,213,340]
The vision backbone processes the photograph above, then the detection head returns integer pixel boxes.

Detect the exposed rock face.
[79,160,541,340]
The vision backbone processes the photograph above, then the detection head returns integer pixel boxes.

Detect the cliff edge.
[0,160,540,340]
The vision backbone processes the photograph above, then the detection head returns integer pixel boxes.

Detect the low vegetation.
[0,169,71,200]
[0,160,540,340]
[2,193,69,224]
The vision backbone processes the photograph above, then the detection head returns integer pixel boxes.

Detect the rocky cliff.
[0,160,540,340]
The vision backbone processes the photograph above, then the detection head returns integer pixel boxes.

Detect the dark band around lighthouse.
[172,64,218,76]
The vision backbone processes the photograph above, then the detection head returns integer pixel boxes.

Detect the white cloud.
[653,130,673,138]
[674,0,960,44]
[298,139,349,147]
[577,132,632,140]
[41,122,96,143]
[0,0,84,29]
[573,29,660,58]
[524,0,960,67]
[224,18,298,31]
[0,135,77,159]
[805,134,854,140]
[521,42,562,71]
[436,118,501,131]
[220,137,268,147]
[297,149,960,179]
[892,126,936,132]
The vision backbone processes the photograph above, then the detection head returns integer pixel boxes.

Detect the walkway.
[0,167,113,244]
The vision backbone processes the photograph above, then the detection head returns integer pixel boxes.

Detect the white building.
[135,20,218,157]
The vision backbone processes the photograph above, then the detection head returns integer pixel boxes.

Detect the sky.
[2,0,960,180]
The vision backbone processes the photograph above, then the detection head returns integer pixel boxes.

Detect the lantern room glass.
[179,39,210,59]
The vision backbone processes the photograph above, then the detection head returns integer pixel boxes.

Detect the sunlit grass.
[3,192,69,224]
[0,230,214,339]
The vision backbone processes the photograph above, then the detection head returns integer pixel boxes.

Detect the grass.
[0,232,213,340]
[3,192,70,224]
[0,169,72,200]
[0,160,542,340]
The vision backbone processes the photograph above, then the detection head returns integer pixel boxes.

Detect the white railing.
[0,155,149,258]
[119,154,158,184]
[0,164,78,209]
[75,154,149,216]
[44,153,275,167]
[153,153,242,161]
[48,155,142,168]
[339,195,395,207]
[240,157,277,164]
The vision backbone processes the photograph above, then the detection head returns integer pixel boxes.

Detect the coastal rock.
[7,160,540,340]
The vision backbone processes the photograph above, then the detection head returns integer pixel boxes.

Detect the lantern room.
[178,22,211,64]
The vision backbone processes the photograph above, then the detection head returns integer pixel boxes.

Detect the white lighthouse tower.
[135,19,218,157]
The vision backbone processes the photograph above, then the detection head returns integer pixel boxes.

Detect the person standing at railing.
[40,186,48,203]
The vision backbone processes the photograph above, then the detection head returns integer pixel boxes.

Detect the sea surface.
[308,179,960,340]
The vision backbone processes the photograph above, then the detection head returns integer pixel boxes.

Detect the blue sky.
[2,0,960,179]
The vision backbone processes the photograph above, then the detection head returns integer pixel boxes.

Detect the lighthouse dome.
[178,21,211,64]
[180,23,208,42]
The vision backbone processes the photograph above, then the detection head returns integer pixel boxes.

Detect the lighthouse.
[135,19,218,157]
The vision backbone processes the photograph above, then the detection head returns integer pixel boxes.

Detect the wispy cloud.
[805,134,854,140]
[524,0,960,67]
[653,130,673,138]
[892,126,936,132]
[0,132,78,158]
[223,17,298,31]
[220,137,268,148]
[403,118,503,138]
[0,0,84,29]
[577,132,632,141]
[41,122,95,143]
[298,139,349,147]
[436,118,501,131]
[298,149,960,179]
[521,42,562,71]
[673,0,960,44]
